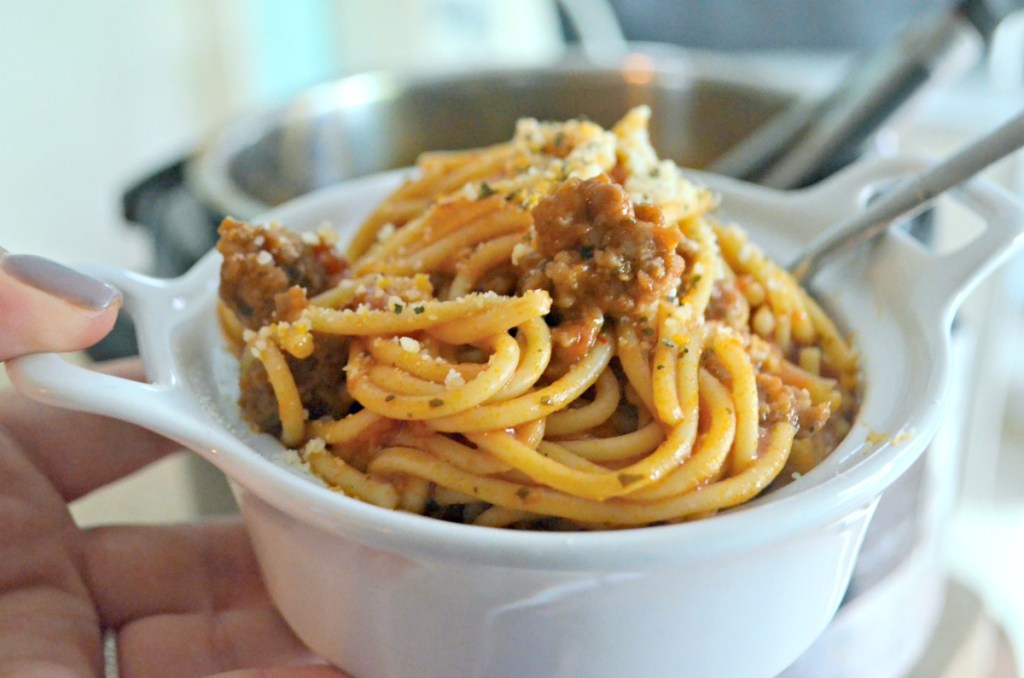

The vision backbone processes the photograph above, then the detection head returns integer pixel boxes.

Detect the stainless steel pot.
[123,49,803,279]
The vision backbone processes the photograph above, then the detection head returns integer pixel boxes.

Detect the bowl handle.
[802,154,1024,322]
[5,263,209,443]
[6,352,189,427]
[897,174,1024,323]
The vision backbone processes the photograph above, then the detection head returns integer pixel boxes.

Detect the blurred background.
[1,1,1023,675]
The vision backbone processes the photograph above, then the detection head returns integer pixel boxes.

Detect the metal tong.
[711,0,1024,189]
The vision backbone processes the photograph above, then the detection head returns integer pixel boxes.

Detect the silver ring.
[103,628,119,678]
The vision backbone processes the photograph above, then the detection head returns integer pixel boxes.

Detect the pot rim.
[185,43,809,223]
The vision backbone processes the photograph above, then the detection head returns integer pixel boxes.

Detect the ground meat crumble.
[515,175,684,324]
[217,217,347,330]
[218,217,352,433]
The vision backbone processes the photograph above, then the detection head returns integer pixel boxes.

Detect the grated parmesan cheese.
[301,437,327,456]
[444,368,466,388]
[511,242,532,266]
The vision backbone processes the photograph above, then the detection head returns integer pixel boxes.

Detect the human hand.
[0,250,348,677]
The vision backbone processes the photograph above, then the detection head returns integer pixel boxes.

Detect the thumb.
[0,248,122,362]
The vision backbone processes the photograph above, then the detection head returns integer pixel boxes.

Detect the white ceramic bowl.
[9,155,1023,678]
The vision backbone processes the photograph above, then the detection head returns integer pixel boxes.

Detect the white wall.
[0,0,254,268]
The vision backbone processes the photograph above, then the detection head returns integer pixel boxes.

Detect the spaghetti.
[216,107,859,530]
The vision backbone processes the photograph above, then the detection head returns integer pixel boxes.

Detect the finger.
[0,250,121,362]
[0,358,183,501]
[116,607,325,678]
[0,427,102,677]
[87,522,350,677]
[83,520,268,628]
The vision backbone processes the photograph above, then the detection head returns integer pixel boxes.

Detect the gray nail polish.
[1,254,122,310]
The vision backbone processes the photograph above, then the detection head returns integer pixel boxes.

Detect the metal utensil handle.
[556,0,628,64]
[712,4,983,187]
[790,107,1024,282]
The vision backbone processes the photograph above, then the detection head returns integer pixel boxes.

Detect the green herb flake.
[579,246,594,259]
[393,302,404,313]
[617,472,644,487]
[384,394,396,402]
[479,182,496,199]
[641,326,655,336]
[413,305,425,315]
[540,396,553,407]
[515,487,531,501]
[428,398,445,408]
[661,339,676,348]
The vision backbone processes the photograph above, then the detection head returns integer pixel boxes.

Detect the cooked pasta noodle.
[216,107,859,530]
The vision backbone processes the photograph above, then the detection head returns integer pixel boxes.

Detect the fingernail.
[1,254,122,310]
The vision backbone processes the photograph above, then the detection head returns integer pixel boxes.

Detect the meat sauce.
[516,176,684,363]
[518,175,683,321]
[217,217,347,330]
[218,218,352,433]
